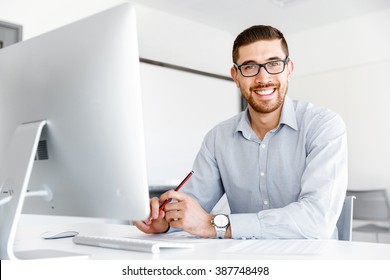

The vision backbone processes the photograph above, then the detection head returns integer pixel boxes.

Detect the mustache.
[250,83,279,91]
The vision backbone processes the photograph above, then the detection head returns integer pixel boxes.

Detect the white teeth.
[255,89,274,95]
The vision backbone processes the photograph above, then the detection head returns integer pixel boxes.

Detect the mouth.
[253,88,276,97]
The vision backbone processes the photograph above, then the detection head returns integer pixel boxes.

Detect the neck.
[248,106,282,140]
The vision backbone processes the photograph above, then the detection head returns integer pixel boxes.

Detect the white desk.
[12,216,390,260]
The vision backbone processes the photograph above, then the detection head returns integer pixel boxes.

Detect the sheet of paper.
[222,239,325,255]
[126,230,214,243]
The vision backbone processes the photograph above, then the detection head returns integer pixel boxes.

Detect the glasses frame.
[234,56,290,77]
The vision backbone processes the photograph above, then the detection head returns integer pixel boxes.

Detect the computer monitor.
[0,2,150,239]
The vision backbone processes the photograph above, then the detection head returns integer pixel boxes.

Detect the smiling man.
[135,25,348,240]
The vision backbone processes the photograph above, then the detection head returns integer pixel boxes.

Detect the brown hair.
[232,25,289,63]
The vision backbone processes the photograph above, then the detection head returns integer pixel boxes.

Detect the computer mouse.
[41,230,79,240]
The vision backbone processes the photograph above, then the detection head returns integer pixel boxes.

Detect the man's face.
[231,39,294,114]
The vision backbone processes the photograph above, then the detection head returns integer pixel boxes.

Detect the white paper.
[126,230,214,243]
[222,239,325,255]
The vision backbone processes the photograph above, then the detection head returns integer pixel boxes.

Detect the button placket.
[258,137,270,210]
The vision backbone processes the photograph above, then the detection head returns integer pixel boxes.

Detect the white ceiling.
[131,0,390,35]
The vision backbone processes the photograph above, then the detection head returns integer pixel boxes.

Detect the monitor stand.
[0,120,88,259]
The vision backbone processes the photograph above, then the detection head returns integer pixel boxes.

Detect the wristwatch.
[211,214,230,239]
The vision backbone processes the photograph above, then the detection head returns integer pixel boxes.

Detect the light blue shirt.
[183,96,348,239]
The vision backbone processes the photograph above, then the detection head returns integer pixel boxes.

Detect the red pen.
[159,170,194,211]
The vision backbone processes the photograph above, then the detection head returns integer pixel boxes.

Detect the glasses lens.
[240,64,260,77]
[265,60,285,74]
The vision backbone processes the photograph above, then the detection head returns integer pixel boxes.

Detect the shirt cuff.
[229,213,262,239]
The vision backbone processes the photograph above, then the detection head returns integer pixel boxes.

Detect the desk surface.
[13,216,390,260]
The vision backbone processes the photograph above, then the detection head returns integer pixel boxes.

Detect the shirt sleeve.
[182,131,225,213]
[230,112,348,239]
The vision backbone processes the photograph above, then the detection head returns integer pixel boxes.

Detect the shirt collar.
[279,96,298,131]
[236,96,298,138]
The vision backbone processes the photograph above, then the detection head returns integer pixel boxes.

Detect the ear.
[230,66,240,88]
[286,59,294,80]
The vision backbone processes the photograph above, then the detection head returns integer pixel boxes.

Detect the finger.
[166,215,184,230]
[149,197,161,220]
[159,190,188,203]
[168,219,180,229]
[164,200,188,212]
[134,220,151,232]
[159,209,166,219]
[134,217,169,234]
[164,209,182,223]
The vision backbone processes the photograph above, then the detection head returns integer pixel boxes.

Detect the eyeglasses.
[234,56,289,77]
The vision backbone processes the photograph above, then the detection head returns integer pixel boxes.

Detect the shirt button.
[264,200,269,205]
[260,172,265,177]
[261,144,266,148]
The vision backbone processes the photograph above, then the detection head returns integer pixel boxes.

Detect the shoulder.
[199,111,245,154]
[206,111,245,137]
[294,99,345,128]
[292,99,346,142]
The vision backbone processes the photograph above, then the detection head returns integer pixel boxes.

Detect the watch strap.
[215,227,226,239]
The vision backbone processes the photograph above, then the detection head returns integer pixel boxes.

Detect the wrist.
[201,214,217,238]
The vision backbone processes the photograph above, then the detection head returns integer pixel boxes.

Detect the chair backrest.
[347,189,390,221]
[336,196,355,241]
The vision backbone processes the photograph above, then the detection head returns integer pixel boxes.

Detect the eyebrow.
[239,56,284,65]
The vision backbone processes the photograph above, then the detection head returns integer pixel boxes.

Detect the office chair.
[336,196,355,241]
[346,189,390,242]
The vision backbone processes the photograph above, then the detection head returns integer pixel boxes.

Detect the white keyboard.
[73,235,194,254]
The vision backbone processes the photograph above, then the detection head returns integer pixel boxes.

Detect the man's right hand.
[133,197,170,234]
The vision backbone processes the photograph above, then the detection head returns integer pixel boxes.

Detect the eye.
[241,64,257,71]
[268,61,283,67]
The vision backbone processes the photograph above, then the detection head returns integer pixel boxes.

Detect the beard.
[241,82,288,114]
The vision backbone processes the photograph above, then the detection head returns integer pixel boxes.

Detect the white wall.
[134,4,233,76]
[141,63,239,185]
[288,8,390,192]
[0,0,233,76]
[288,8,390,78]
[0,0,125,39]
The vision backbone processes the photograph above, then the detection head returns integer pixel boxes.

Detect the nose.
[254,66,272,83]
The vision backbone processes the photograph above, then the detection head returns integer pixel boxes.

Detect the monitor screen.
[0,3,150,221]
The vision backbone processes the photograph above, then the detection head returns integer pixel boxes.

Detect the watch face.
[214,214,229,227]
